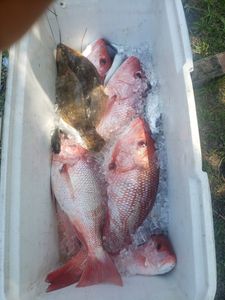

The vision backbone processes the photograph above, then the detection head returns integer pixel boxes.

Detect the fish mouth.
[158,257,176,275]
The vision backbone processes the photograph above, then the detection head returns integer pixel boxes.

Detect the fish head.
[83,39,112,81]
[106,56,151,99]
[56,43,82,58]
[56,43,69,74]
[52,135,87,164]
[135,234,176,275]
[116,56,145,81]
[105,56,151,104]
[56,43,85,76]
[108,118,155,172]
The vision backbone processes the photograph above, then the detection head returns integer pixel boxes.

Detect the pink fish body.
[46,137,122,291]
[83,39,112,81]
[97,94,137,140]
[55,203,81,262]
[47,234,176,286]
[97,56,150,140]
[103,118,159,254]
[114,235,176,276]
[106,56,149,99]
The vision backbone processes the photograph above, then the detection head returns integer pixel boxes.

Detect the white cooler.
[0,1,216,299]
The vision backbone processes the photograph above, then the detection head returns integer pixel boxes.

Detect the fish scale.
[104,170,156,253]
[114,235,176,276]
[103,118,159,254]
[97,56,150,140]
[55,43,107,152]
[47,139,122,290]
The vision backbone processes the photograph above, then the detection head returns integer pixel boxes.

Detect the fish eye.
[60,164,67,174]
[108,162,116,170]
[112,94,117,101]
[100,58,107,65]
[138,140,147,147]
[156,243,162,251]
[134,71,142,79]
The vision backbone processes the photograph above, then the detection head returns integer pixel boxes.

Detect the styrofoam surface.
[0,1,216,300]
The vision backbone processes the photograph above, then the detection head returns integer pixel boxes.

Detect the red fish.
[83,39,112,82]
[46,137,122,291]
[97,56,150,140]
[106,56,149,99]
[55,203,81,263]
[103,117,159,254]
[47,234,175,289]
[114,235,176,276]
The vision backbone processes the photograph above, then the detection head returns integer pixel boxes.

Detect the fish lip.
[158,259,176,274]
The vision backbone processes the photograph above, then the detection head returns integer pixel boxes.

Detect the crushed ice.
[112,43,169,246]
[55,42,169,248]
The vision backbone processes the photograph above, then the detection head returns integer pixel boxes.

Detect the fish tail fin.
[77,249,122,287]
[45,249,86,292]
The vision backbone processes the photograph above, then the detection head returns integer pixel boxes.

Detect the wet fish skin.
[106,56,150,100]
[55,65,89,131]
[83,39,112,82]
[56,43,107,151]
[97,56,150,140]
[55,202,81,263]
[96,94,137,140]
[103,117,159,254]
[57,43,100,97]
[114,235,176,276]
[47,232,176,280]
[46,137,122,290]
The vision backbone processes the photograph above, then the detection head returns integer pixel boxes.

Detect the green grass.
[183,0,225,59]
[1,2,225,297]
[183,1,225,299]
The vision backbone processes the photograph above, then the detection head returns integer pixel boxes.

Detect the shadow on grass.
[194,76,225,299]
[183,1,225,297]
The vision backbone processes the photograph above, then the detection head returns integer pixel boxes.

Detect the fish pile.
[46,39,176,292]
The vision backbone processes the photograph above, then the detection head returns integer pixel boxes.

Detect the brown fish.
[56,43,107,151]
